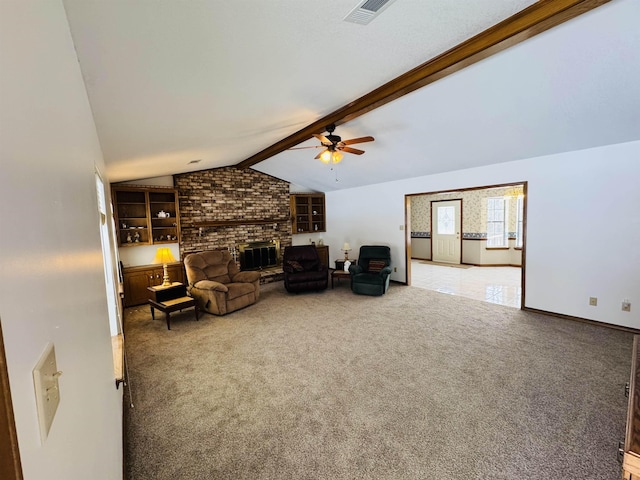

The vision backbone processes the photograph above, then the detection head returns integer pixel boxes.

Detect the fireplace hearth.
[238,240,280,270]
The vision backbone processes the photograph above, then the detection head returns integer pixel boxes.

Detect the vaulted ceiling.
[63,0,640,192]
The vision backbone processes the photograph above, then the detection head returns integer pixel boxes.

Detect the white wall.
[0,2,122,479]
[119,243,180,268]
[412,238,431,259]
[325,141,640,329]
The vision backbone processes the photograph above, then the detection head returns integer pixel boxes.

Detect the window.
[486,197,508,247]
[515,195,524,248]
[437,206,455,235]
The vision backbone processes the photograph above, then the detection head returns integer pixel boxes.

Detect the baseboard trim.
[464,263,522,267]
[523,306,640,334]
[412,259,521,267]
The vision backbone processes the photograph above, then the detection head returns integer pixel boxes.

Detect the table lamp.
[152,247,177,286]
[342,242,351,260]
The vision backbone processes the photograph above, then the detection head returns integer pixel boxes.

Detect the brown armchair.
[184,250,261,315]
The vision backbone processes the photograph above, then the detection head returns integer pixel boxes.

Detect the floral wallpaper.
[410,185,523,237]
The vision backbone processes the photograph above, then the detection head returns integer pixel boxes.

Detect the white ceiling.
[63,0,640,192]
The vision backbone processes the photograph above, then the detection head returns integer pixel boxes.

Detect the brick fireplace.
[174,167,292,272]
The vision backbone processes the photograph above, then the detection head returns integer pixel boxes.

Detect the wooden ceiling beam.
[235,0,610,170]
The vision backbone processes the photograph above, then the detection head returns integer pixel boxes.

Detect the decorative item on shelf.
[121,222,127,229]
[342,242,351,260]
[133,232,140,242]
[126,233,132,243]
[152,247,177,287]
[157,210,169,218]
[314,224,318,231]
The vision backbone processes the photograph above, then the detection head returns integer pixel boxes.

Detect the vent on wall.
[344,0,398,25]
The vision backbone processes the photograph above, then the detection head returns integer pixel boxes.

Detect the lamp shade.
[342,243,351,251]
[319,150,332,164]
[319,150,344,164]
[152,247,177,265]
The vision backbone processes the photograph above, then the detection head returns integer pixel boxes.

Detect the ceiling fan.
[289,124,374,164]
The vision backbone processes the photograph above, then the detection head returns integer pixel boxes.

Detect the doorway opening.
[95,171,121,335]
[405,182,526,308]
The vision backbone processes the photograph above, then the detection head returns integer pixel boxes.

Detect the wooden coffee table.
[148,283,199,330]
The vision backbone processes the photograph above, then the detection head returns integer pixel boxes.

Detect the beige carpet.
[123,281,632,480]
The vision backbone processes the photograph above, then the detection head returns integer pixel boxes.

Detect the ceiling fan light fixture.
[319,150,332,164]
[298,124,374,164]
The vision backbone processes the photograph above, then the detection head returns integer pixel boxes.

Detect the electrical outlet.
[589,297,598,306]
[622,300,631,312]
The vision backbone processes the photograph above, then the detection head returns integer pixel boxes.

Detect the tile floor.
[410,259,522,308]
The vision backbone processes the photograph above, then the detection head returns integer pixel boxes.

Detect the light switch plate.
[33,343,61,442]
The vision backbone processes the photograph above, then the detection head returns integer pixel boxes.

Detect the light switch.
[33,343,61,442]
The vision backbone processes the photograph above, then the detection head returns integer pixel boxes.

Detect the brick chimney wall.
[174,167,292,260]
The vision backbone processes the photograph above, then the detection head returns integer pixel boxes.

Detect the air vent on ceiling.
[344,0,398,25]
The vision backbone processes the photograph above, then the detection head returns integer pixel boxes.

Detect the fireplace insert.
[238,240,280,270]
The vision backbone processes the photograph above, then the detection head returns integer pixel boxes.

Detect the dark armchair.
[283,245,328,293]
[349,245,392,296]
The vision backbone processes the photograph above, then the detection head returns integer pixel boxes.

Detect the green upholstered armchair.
[348,245,392,296]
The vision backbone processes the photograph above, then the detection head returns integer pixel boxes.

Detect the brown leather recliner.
[184,250,261,315]
[282,245,328,293]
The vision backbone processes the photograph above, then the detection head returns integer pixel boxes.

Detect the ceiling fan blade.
[288,145,324,150]
[341,136,374,146]
[341,146,365,155]
[314,149,328,160]
[313,133,332,145]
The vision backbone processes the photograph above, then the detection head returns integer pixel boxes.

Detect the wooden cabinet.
[112,186,181,247]
[291,194,325,234]
[122,263,185,307]
[315,245,329,268]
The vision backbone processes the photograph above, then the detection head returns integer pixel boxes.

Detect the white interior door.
[432,200,461,264]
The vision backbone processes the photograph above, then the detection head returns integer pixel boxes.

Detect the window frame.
[515,195,524,249]
[486,196,508,248]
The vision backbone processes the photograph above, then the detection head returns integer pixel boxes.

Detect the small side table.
[147,282,198,330]
[335,259,355,271]
[331,269,352,289]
